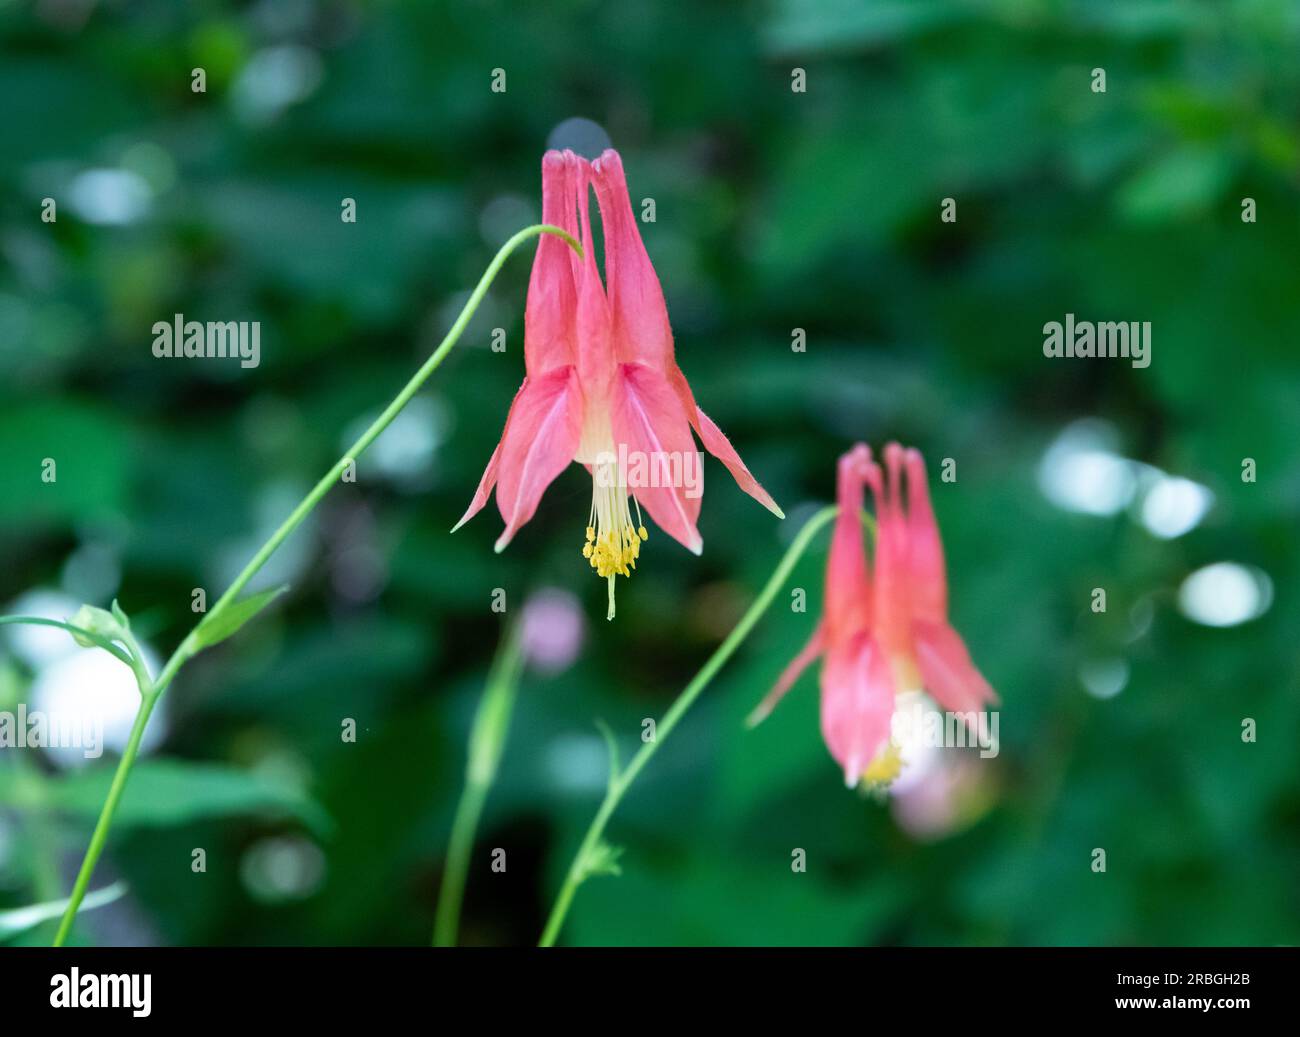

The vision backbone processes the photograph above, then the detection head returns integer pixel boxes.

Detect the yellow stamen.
[580,454,647,620]
[861,742,903,787]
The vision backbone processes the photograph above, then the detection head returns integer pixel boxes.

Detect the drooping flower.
[454,149,783,618]
[748,443,996,788]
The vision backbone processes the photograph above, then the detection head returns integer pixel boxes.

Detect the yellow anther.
[583,457,655,618]
[862,743,903,787]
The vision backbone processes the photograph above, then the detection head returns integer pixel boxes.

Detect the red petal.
[590,149,675,370]
[493,365,584,550]
[864,445,911,659]
[901,446,948,623]
[694,406,783,517]
[451,380,532,533]
[820,633,895,786]
[591,149,781,520]
[609,362,703,553]
[453,441,502,533]
[824,445,873,647]
[913,618,998,713]
[746,621,826,727]
[667,364,783,518]
[523,151,582,375]
[574,156,616,392]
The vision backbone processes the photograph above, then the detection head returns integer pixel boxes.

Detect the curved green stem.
[50,222,580,948]
[538,504,839,947]
[203,223,579,623]
[433,621,526,947]
[0,616,132,667]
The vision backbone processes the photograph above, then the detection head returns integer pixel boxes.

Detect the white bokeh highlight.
[1038,420,1136,516]
[1140,475,1214,539]
[1178,562,1273,628]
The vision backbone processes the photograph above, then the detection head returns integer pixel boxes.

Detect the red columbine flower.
[455,149,782,618]
[749,443,996,788]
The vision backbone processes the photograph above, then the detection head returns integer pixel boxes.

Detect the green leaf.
[763,0,967,55]
[1,758,332,837]
[568,858,906,947]
[0,401,130,529]
[192,585,289,652]
[466,621,525,784]
[1116,146,1235,222]
[594,719,623,793]
[0,883,127,939]
[580,840,624,881]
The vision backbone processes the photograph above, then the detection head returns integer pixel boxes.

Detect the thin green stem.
[0,617,132,666]
[52,689,159,947]
[433,621,526,947]
[207,223,580,622]
[538,504,839,947]
[50,222,580,948]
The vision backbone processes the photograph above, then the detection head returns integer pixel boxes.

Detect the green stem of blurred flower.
[48,223,583,948]
[433,620,526,947]
[538,504,841,947]
[9,755,63,906]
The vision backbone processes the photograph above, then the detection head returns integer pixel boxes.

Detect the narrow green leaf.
[466,620,524,784]
[0,758,332,837]
[192,585,289,651]
[0,882,127,939]
[581,840,624,880]
[594,719,622,792]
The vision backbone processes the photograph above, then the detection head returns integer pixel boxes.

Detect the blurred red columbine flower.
[455,148,782,618]
[748,443,996,788]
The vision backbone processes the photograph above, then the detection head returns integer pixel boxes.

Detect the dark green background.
[1,0,1297,946]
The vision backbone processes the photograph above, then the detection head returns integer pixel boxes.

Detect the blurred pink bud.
[521,588,586,673]
[891,755,989,840]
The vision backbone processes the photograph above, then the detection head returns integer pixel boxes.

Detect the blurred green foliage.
[1,0,1297,946]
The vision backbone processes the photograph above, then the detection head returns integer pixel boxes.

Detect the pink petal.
[609,361,703,554]
[453,440,502,533]
[667,365,783,518]
[493,365,584,551]
[523,151,582,375]
[591,148,781,520]
[913,618,998,714]
[694,406,783,517]
[590,148,675,370]
[746,621,826,728]
[902,446,948,623]
[820,632,895,786]
[864,445,911,660]
[454,378,539,532]
[825,445,873,647]
[573,156,616,391]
